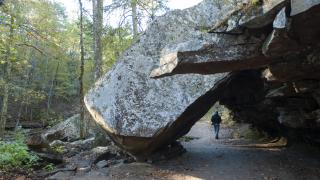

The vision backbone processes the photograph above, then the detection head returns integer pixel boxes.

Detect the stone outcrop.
[43,114,83,142]
[86,0,320,158]
[150,0,289,78]
[27,115,84,151]
[151,0,320,78]
[85,0,242,158]
[149,32,272,78]
[152,0,320,142]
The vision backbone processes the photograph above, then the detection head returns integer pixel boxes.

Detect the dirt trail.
[73,122,320,180]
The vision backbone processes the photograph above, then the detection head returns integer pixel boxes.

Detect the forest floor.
[3,121,320,180]
[68,121,320,180]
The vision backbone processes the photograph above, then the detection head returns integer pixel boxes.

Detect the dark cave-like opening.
[177,69,320,150]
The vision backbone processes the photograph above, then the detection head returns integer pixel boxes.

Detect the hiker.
[211,111,221,139]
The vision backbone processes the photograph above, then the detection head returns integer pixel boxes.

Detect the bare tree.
[78,0,86,139]
[46,62,60,123]
[0,15,14,138]
[92,0,103,80]
[105,0,168,37]
[131,0,138,38]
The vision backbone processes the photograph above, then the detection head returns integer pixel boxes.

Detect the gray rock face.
[262,8,299,57]
[42,114,106,143]
[208,0,286,33]
[151,1,320,78]
[43,114,82,142]
[239,0,286,28]
[291,0,320,16]
[262,7,289,56]
[149,31,269,78]
[215,1,320,143]
[151,0,290,78]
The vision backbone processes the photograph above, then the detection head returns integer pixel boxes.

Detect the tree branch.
[15,43,45,55]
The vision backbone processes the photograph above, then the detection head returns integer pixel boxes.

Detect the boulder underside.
[85,0,320,158]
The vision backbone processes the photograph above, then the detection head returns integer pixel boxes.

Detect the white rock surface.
[273,7,287,29]
[291,0,320,16]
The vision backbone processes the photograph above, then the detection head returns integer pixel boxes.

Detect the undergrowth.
[0,132,39,171]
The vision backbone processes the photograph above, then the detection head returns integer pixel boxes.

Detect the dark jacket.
[211,113,221,124]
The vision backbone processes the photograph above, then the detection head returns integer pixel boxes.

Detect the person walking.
[211,111,222,139]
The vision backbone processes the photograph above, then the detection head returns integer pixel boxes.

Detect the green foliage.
[102,26,133,73]
[39,109,63,127]
[179,136,200,142]
[202,102,234,124]
[243,128,260,140]
[43,163,56,172]
[108,0,169,23]
[0,137,39,170]
[13,130,26,143]
[197,25,212,32]
[250,0,262,6]
[51,145,66,154]
[243,128,268,141]
[0,0,134,126]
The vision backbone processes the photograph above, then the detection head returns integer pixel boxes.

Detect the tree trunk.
[92,0,103,80]
[0,15,14,138]
[78,0,86,139]
[46,62,60,124]
[131,0,138,38]
[151,0,155,20]
[15,103,23,131]
[15,54,33,130]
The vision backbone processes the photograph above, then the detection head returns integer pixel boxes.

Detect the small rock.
[70,137,95,150]
[46,171,74,180]
[36,152,63,165]
[77,166,91,175]
[96,160,109,168]
[50,140,66,147]
[26,134,49,151]
[15,176,25,180]
[43,114,82,142]
[64,145,125,170]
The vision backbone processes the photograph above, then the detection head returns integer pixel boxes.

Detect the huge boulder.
[85,0,320,158]
[84,0,248,158]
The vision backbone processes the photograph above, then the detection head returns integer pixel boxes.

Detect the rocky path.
[65,122,320,180]
[154,122,320,180]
